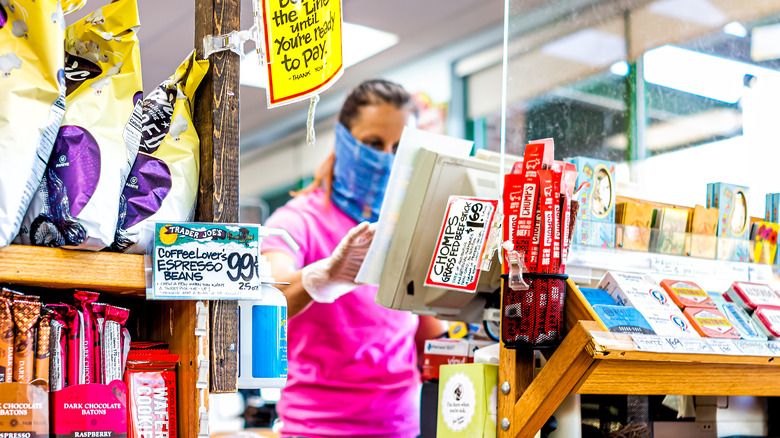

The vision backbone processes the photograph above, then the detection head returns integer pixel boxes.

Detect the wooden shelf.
[0,244,146,297]
[498,280,780,438]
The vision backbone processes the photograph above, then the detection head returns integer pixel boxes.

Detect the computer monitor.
[375,146,518,323]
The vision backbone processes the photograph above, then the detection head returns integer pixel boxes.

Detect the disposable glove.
[301,221,376,303]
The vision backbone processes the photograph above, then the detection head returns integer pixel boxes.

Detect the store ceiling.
[67,0,506,148]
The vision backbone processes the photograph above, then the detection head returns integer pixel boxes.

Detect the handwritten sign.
[260,0,343,107]
[149,223,263,300]
[425,197,498,292]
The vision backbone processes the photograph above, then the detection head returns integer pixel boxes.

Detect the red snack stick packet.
[125,352,179,438]
[92,302,107,384]
[12,299,41,383]
[0,290,13,383]
[74,290,100,384]
[104,305,129,383]
[33,308,52,384]
[64,304,85,386]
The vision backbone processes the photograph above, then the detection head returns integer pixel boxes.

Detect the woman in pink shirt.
[262,79,443,438]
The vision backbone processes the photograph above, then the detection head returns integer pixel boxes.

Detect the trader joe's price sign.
[150,223,263,300]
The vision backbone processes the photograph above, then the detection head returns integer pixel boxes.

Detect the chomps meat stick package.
[0,0,66,247]
[21,0,143,250]
[113,51,209,254]
[12,299,41,383]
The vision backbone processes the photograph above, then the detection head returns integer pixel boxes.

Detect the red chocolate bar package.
[125,352,178,438]
[64,304,86,386]
[74,290,100,384]
[93,302,107,384]
[12,299,41,383]
[103,305,129,383]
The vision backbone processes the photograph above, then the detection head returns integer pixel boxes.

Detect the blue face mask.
[331,122,394,223]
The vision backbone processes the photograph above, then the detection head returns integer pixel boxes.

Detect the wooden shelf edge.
[0,244,146,297]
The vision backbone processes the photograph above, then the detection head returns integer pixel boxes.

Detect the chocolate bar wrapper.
[103,305,129,383]
[92,302,106,384]
[74,290,99,384]
[49,309,68,391]
[125,352,178,438]
[12,299,41,383]
[64,305,85,386]
[33,308,52,383]
[0,294,12,382]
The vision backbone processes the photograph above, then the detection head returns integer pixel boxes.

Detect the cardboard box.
[708,183,750,262]
[437,363,498,438]
[688,205,718,259]
[751,306,780,339]
[652,207,688,256]
[0,382,48,436]
[423,339,496,380]
[683,307,740,339]
[597,271,672,310]
[660,279,716,309]
[725,281,780,311]
[616,201,655,252]
[751,221,778,264]
[564,156,617,248]
[592,305,655,335]
[638,307,701,338]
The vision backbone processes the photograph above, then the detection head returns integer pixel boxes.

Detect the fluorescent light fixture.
[723,21,748,38]
[610,60,630,77]
[643,45,780,103]
[648,0,726,27]
[751,22,780,62]
[540,28,625,67]
[240,22,399,89]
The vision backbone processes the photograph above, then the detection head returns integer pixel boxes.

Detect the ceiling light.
[609,60,630,77]
[723,21,748,38]
[540,28,625,67]
[648,0,726,27]
[643,45,780,103]
[240,22,399,89]
[751,23,780,62]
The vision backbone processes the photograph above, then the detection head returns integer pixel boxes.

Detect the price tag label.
[632,334,674,353]
[149,223,263,300]
[677,338,714,354]
[766,341,780,356]
[737,340,774,357]
[649,256,694,276]
[425,196,498,292]
[706,339,743,355]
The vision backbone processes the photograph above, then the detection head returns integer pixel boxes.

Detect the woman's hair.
[292,79,415,199]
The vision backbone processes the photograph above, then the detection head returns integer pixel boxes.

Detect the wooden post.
[194,0,241,394]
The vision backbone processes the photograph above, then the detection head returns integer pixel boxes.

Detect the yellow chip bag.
[0,0,66,247]
[113,51,209,254]
[22,0,143,250]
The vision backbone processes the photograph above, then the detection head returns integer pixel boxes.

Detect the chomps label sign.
[426,196,498,292]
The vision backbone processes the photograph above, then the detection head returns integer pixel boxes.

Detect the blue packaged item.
[707,291,729,306]
[237,285,288,388]
[564,157,616,248]
[718,301,768,341]
[580,287,617,306]
[593,304,655,335]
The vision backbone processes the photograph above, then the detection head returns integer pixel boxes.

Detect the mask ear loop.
[306,94,321,146]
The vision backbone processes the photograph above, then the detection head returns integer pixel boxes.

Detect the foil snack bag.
[113,51,208,254]
[21,0,143,250]
[0,0,66,247]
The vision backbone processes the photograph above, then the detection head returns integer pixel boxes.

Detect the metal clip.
[503,242,529,291]
[195,301,208,336]
[203,26,256,59]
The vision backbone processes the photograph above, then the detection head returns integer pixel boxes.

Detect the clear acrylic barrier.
[567,220,776,291]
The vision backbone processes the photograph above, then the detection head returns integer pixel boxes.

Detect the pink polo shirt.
[262,188,421,438]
